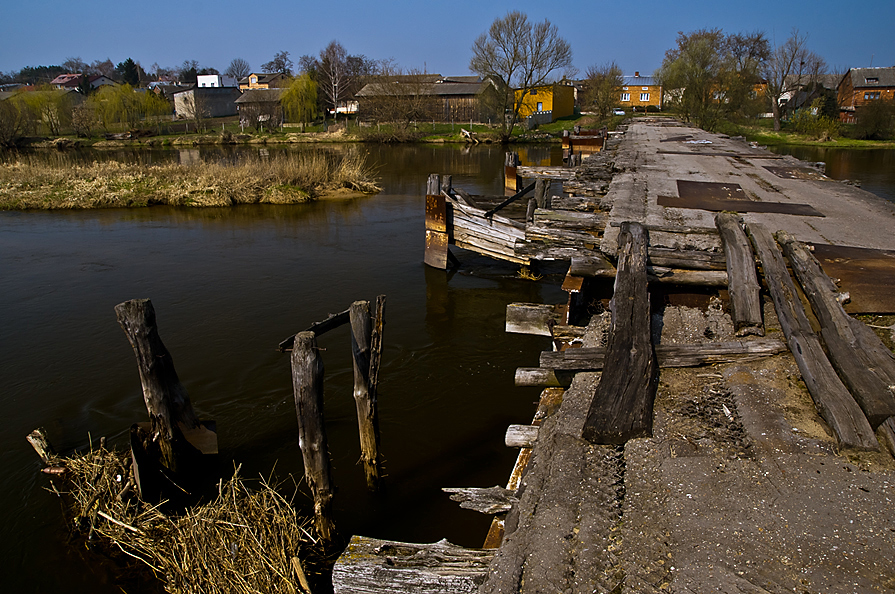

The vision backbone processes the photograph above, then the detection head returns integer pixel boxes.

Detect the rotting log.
[350,300,383,490]
[506,424,540,448]
[778,232,895,428]
[569,252,617,277]
[332,536,494,594]
[746,224,878,451]
[879,417,895,458]
[291,331,336,542]
[514,367,576,388]
[115,299,205,474]
[648,247,727,271]
[716,213,764,336]
[442,486,518,515]
[647,267,728,287]
[582,222,658,445]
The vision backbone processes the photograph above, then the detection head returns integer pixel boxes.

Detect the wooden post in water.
[504,152,520,194]
[291,331,336,542]
[115,299,203,474]
[425,173,450,269]
[349,299,384,490]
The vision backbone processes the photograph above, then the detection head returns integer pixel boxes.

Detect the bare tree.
[62,56,87,74]
[88,58,115,78]
[582,61,623,119]
[225,58,251,79]
[262,51,293,76]
[763,29,826,131]
[358,66,432,132]
[318,41,350,120]
[469,11,573,141]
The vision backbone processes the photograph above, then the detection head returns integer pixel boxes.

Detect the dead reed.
[0,150,381,209]
[57,442,322,593]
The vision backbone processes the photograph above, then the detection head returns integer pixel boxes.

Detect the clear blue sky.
[2,0,893,77]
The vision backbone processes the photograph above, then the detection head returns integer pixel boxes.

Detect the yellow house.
[515,82,575,122]
[620,72,663,110]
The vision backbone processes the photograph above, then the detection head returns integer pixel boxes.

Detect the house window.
[537,102,543,111]
[640,93,650,102]
[642,87,649,91]
[864,92,881,100]
[865,77,879,84]
[531,89,538,95]
[621,93,630,102]
[622,86,628,91]
[250,76,257,85]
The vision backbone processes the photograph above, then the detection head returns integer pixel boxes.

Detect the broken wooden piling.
[291,330,336,542]
[715,213,763,336]
[349,299,384,490]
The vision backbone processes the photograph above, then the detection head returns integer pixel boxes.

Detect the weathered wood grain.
[716,213,764,336]
[332,536,494,594]
[582,222,658,444]
[506,424,540,448]
[350,300,382,490]
[746,224,878,451]
[778,232,895,428]
[442,486,518,515]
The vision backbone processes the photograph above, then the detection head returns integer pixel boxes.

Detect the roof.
[239,73,286,85]
[234,88,285,103]
[783,73,840,90]
[844,67,895,89]
[50,73,83,86]
[356,79,489,98]
[622,75,659,87]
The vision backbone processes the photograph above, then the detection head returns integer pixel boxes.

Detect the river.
[1,143,564,592]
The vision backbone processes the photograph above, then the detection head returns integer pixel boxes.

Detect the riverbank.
[0,150,380,209]
[721,121,895,149]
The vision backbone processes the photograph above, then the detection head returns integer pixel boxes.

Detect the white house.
[196,74,238,88]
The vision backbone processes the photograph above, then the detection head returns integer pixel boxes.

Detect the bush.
[789,99,840,140]
[852,99,895,140]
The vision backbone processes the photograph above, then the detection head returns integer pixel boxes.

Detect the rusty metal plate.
[657,195,824,216]
[764,166,827,181]
[810,243,895,313]
[424,230,449,269]
[660,135,693,143]
[425,193,446,232]
[677,180,748,201]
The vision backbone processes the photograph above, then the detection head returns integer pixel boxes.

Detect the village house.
[49,73,115,91]
[837,67,895,123]
[234,88,285,128]
[238,73,287,90]
[620,72,662,111]
[197,74,238,88]
[173,87,241,119]
[356,75,494,123]
[514,82,575,126]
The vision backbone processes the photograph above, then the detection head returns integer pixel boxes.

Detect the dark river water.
[1,143,565,592]
[766,145,895,203]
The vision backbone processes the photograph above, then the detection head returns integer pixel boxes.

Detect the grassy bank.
[0,151,380,210]
[717,120,895,149]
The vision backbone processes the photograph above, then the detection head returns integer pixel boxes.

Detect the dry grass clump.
[58,442,322,593]
[0,150,380,210]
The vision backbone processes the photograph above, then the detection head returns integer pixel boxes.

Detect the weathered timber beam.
[332,536,494,594]
[442,486,519,515]
[278,308,351,351]
[648,246,727,271]
[746,224,878,451]
[26,428,57,465]
[517,166,575,180]
[514,367,576,387]
[506,424,540,448]
[879,417,895,459]
[350,300,383,490]
[484,181,537,218]
[506,303,565,336]
[716,213,764,336]
[582,222,658,445]
[647,267,728,286]
[778,232,895,428]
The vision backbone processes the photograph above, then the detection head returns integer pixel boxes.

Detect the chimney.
[635,71,640,77]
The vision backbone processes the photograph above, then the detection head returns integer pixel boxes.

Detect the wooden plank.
[532,208,608,231]
[425,229,450,269]
[582,222,658,444]
[648,247,726,271]
[647,267,728,286]
[442,486,518,515]
[332,536,494,594]
[716,213,764,336]
[541,338,787,371]
[746,224,878,451]
[506,424,539,448]
[514,367,575,387]
[517,166,575,180]
[506,302,564,336]
[778,232,895,428]
[569,253,617,277]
